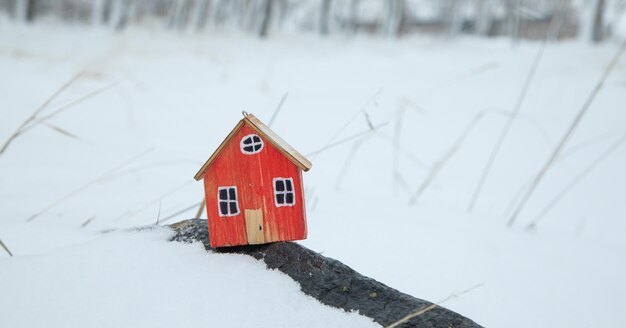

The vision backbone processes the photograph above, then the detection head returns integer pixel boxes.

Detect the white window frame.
[273,177,296,207]
[217,186,240,217]
[240,134,264,155]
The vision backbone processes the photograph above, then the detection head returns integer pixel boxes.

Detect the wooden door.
[245,209,265,245]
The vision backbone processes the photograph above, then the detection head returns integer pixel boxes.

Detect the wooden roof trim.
[194,114,312,181]
[193,120,245,181]
[243,114,312,172]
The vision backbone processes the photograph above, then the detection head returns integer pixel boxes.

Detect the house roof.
[194,113,312,181]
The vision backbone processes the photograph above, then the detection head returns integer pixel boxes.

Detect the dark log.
[169,219,482,328]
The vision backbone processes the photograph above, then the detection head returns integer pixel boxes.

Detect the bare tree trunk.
[168,0,188,29]
[349,0,360,34]
[91,0,105,26]
[258,0,274,38]
[546,0,570,41]
[320,0,332,35]
[384,0,405,37]
[475,0,493,35]
[504,0,519,40]
[447,0,462,37]
[109,0,130,30]
[592,0,606,43]
[14,0,35,22]
[191,0,212,31]
[25,0,35,21]
[117,0,132,30]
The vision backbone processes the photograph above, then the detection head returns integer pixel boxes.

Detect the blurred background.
[1,1,625,328]
[1,0,625,41]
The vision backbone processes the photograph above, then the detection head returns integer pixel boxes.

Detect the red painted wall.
[203,124,307,247]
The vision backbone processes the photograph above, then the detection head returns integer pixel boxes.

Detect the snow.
[1,24,626,327]
[0,228,378,328]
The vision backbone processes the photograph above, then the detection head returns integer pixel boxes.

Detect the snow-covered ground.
[1,24,625,327]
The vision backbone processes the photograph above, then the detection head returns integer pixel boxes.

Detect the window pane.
[276,194,285,204]
[243,145,254,153]
[243,137,252,145]
[229,202,238,214]
[275,180,284,191]
[286,179,293,191]
[254,144,262,151]
[253,136,261,143]
[286,193,294,204]
[219,201,228,215]
[219,189,227,200]
[228,188,236,200]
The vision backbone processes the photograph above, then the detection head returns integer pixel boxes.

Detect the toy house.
[194,113,312,247]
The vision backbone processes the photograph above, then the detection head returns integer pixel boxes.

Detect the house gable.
[194,114,311,181]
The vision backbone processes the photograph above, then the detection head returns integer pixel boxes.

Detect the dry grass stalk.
[386,282,484,328]
[503,129,622,218]
[80,216,96,228]
[15,80,122,138]
[37,80,121,119]
[159,201,204,224]
[98,159,201,183]
[394,171,412,196]
[114,181,191,221]
[310,88,383,160]
[0,239,13,257]
[268,92,289,127]
[561,129,624,158]
[390,61,498,191]
[306,122,387,157]
[490,109,555,148]
[334,138,368,190]
[0,70,86,156]
[330,113,376,189]
[527,133,626,229]
[468,40,548,213]
[310,196,319,212]
[503,178,533,218]
[195,198,206,218]
[304,187,317,212]
[156,201,162,225]
[376,131,427,169]
[417,62,498,101]
[392,107,407,195]
[409,112,485,205]
[508,41,626,227]
[26,148,154,222]
[42,122,82,141]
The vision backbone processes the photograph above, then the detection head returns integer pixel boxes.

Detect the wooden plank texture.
[203,124,307,247]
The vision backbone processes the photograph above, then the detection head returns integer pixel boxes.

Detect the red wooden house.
[194,113,312,248]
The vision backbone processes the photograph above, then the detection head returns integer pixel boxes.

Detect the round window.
[240,134,264,154]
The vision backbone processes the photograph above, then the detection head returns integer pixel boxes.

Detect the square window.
[217,186,239,216]
[273,178,295,207]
